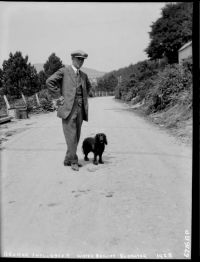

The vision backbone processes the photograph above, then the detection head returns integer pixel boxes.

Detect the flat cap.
[71,50,88,59]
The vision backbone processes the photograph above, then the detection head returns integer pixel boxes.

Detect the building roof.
[178,41,192,52]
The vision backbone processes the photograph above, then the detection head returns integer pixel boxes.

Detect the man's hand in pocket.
[56,96,65,106]
[52,96,64,109]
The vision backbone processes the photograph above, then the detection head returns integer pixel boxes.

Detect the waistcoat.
[75,72,83,107]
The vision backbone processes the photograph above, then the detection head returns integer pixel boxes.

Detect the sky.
[0,2,167,72]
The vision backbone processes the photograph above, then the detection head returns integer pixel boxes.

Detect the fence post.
[35,93,41,106]
[21,93,27,106]
[3,95,11,110]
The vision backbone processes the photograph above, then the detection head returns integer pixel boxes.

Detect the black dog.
[82,133,108,165]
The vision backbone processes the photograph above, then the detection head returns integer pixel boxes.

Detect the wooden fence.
[93,91,115,97]
[0,93,40,121]
[0,90,116,122]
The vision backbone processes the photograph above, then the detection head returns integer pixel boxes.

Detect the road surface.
[1,97,192,259]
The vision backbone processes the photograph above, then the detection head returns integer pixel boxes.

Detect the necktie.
[75,69,82,106]
[76,70,81,87]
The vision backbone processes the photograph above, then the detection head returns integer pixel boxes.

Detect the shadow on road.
[79,155,115,167]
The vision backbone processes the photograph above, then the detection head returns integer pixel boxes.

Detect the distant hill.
[80,67,106,79]
[33,63,106,79]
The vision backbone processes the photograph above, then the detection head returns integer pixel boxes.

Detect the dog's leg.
[84,154,89,161]
[99,154,104,164]
[93,154,98,165]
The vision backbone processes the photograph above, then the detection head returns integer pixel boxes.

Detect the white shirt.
[71,64,79,75]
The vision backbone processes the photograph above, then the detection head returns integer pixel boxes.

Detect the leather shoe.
[71,163,79,171]
[64,161,71,166]
[64,161,82,167]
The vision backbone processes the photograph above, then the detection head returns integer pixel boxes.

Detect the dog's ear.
[104,134,108,145]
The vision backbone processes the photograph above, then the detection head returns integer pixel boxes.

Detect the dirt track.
[1,96,192,259]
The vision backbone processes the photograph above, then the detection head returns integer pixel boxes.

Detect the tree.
[0,68,3,96]
[97,74,118,92]
[24,65,40,95]
[2,51,40,98]
[145,2,192,63]
[43,53,64,78]
[96,78,105,91]
[0,68,3,88]
[106,74,118,91]
[38,70,47,90]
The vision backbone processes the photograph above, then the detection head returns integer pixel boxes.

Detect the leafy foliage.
[43,53,64,78]
[151,63,192,109]
[98,60,163,100]
[113,59,164,102]
[0,68,3,88]
[145,2,192,63]
[108,52,192,117]
[0,51,64,106]
[38,70,47,90]
[4,88,54,114]
[2,51,40,98]
[39,98,53,111]
[96,74,118,92]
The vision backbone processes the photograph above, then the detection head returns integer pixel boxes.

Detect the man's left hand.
[56,96,65,106]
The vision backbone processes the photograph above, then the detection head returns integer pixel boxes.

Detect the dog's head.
[95,133,107,145]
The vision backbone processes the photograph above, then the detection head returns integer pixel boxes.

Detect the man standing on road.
[46,50,91,171]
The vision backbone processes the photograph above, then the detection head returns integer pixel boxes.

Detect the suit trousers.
[62,99,84,164]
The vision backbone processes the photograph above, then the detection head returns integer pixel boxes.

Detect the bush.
[130,95,141,105]
[142,63,192,114]
[137,89,146,101]
[19,91,54,113]
[182,58,192,72]
[38,88,52,100]
[39,98,53,111]
[125,90,135,101]
[27,96,38,112]
[13,99,26,107]
[37,89,55,111]
[155,64,192,108]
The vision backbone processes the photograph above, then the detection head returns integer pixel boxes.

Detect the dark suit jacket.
[46,66,91,121]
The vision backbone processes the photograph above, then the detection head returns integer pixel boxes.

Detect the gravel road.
[0,96,192,259]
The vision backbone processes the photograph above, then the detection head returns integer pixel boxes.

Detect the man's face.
[72,57,85,69]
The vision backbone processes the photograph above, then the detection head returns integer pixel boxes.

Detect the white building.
[178,41,192,64]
